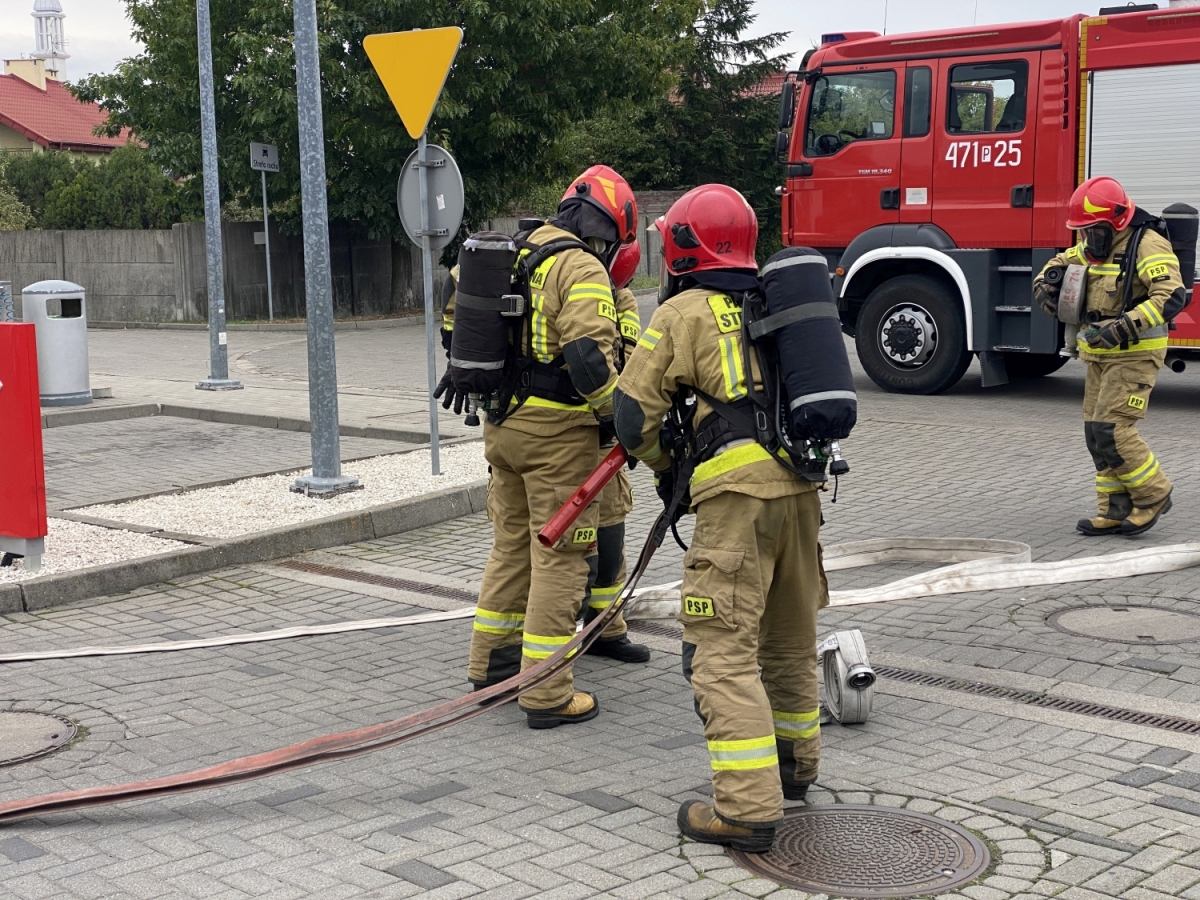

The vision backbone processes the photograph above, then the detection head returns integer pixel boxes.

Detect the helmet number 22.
[944,139,1022,169]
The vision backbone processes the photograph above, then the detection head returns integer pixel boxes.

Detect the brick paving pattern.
[3,327,1199,897]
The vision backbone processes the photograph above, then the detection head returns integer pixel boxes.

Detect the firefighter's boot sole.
[1076,516,1123,536]
[1120,493,1173,536]
[524,692,599,730]
[676,800,776,853]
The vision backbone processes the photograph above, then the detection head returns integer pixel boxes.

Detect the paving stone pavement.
[5,325,1200,898]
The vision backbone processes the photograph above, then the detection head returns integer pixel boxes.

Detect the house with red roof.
[0,58,128,159]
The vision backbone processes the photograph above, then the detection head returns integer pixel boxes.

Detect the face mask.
[1082,224,1113,263]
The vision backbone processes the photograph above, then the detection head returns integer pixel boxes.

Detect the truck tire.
[855,275,972,394]
[1003,352,1069,379]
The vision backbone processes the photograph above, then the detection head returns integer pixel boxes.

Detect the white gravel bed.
[81,442,488,539]
[0,519,187,583]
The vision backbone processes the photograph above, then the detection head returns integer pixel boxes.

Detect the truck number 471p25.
[944,139,1023,169]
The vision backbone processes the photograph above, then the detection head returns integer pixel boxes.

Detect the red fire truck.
[777,4,1200,393]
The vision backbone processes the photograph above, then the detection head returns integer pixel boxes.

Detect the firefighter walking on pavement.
[451,166,640,729]
[614,185,829,852]
[1034,176,1186,536]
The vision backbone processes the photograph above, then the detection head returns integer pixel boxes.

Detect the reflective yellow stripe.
[569,282,613,294]
[773,709,820,741]
[522,632,577,660]
[568,284,613,303]
[718,335,747,400]
[588,582,624,610]
[1135,301,1164,328]
[1121,455,1160,488]
[708,735,778,772]
[691,442,780,488]
[1066,245,1086,265]
[1089,264,1121,276]
[473,607,526,635]
[1078,336,1169,354]
[515,395,590,412]
[587,381,616,409]
[1095,474,1124,494]
[637,327,662,353]
[1137,253,1177,274]
[530,294,551,363]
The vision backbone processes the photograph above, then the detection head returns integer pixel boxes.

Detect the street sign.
[363,27,463,139]
[397,144,464,252]
[250,142,279,173]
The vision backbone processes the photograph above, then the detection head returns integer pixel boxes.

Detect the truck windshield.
[805,70,896,157]
[947,61,1028,134]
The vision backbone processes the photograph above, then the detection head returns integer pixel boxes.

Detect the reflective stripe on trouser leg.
[468,446,531,687]
[522,632,578,661]
[758,491,824,785]
[708,735,778,771]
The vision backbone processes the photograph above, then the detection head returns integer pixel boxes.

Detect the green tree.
[3,150,81,222]
[0,182,33,231]
[554,0,789,259]
[39,145,181,230]
[73,0,697,242]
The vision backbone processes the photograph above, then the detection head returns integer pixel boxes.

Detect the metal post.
[261,169,274,322]
[290,0,359,496]
[194,0,242,391]
[417,133,442,476]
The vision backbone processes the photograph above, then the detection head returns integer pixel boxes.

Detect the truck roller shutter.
[1087,64,1200,228]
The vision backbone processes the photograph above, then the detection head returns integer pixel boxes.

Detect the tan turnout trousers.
[1083,356,1172,518]
[680,489,827,825]
[586,464,633,639]
[467,421,601,709]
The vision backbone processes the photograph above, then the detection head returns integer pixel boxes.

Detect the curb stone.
[6,480,488,612]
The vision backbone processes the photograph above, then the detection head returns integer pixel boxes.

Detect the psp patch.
[1128,394,1147,411]
[598,299,617,322]
[572,527,597,545]
[1145,263,1170,281]
[684,596,715,617]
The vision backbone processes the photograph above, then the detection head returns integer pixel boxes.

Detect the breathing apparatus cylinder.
[758,247,857,441]
[1161,203,1198,294]
[450,233,522,398]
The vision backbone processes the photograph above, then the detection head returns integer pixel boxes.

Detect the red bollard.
[0,324,48,570]
[538,445,627,548]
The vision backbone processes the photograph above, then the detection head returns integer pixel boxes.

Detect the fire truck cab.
[777,4,1200,393]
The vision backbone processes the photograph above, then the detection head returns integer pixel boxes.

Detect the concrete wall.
[1,224,439,324]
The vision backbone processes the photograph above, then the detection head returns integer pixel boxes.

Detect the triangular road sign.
[364,27,463,139]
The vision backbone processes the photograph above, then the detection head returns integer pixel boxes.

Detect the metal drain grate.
[877,665,1200,735]
[0,712,78,767]
[277,561,478,604]
[627,620,685,639]
[729,805,989,898]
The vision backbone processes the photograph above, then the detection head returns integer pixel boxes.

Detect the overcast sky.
[0,0,1141,82]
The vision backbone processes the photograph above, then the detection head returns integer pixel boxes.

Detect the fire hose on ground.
[2,449,1199,824]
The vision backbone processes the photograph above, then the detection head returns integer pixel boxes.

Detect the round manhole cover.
[1049,606,1200,644]
[728,805,990,898]
[0,712,77,766]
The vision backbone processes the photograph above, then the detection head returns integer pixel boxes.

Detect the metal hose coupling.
[818,629,876,725]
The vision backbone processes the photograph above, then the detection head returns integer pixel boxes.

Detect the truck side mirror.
[775,131,790,163]
[778,80,796,130]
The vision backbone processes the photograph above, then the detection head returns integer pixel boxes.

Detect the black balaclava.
[1082,223,1114,264]
[554,198,620,266]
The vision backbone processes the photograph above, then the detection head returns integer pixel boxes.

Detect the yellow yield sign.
[364,27,463,139]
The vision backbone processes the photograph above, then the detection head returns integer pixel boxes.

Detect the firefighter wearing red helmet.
[614,185,827,853]
[1034,176,1185,536]
[580,239,650,662]
[466,165,647,726]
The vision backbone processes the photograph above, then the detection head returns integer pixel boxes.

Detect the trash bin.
[21,279,90,406]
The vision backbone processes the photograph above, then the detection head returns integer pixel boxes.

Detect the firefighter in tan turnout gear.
[582,240,651,663]
[462,166,640,729]
[614,185,827,853]
[1034,177,1186,536]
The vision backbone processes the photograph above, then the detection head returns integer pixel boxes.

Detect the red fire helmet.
[654,184,759,276]
[610,240,641,290]
[561,165,638,244]
[1067,176,1135,231]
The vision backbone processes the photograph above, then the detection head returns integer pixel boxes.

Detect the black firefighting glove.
[440,327,453,354]
[432,364,466,415]
[1032,276,1061,317]
[1083,315,1137,350]
[654,468,690,525]
[597,416,617,447]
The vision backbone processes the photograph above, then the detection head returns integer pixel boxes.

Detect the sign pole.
[261,168,273,322]
[290,0,359,496]
[417,132,442,476]
[194,0,241,392]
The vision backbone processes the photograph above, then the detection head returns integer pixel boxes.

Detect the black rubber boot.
[782,778,815,801]
[677,800,776,853]
[524,692,600,730]
[586,634,651,663]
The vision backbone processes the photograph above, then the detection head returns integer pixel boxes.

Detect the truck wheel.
[1003,352,1068,379]
[855,275,972,394]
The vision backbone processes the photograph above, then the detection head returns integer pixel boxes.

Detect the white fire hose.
[4,538,1200,727]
